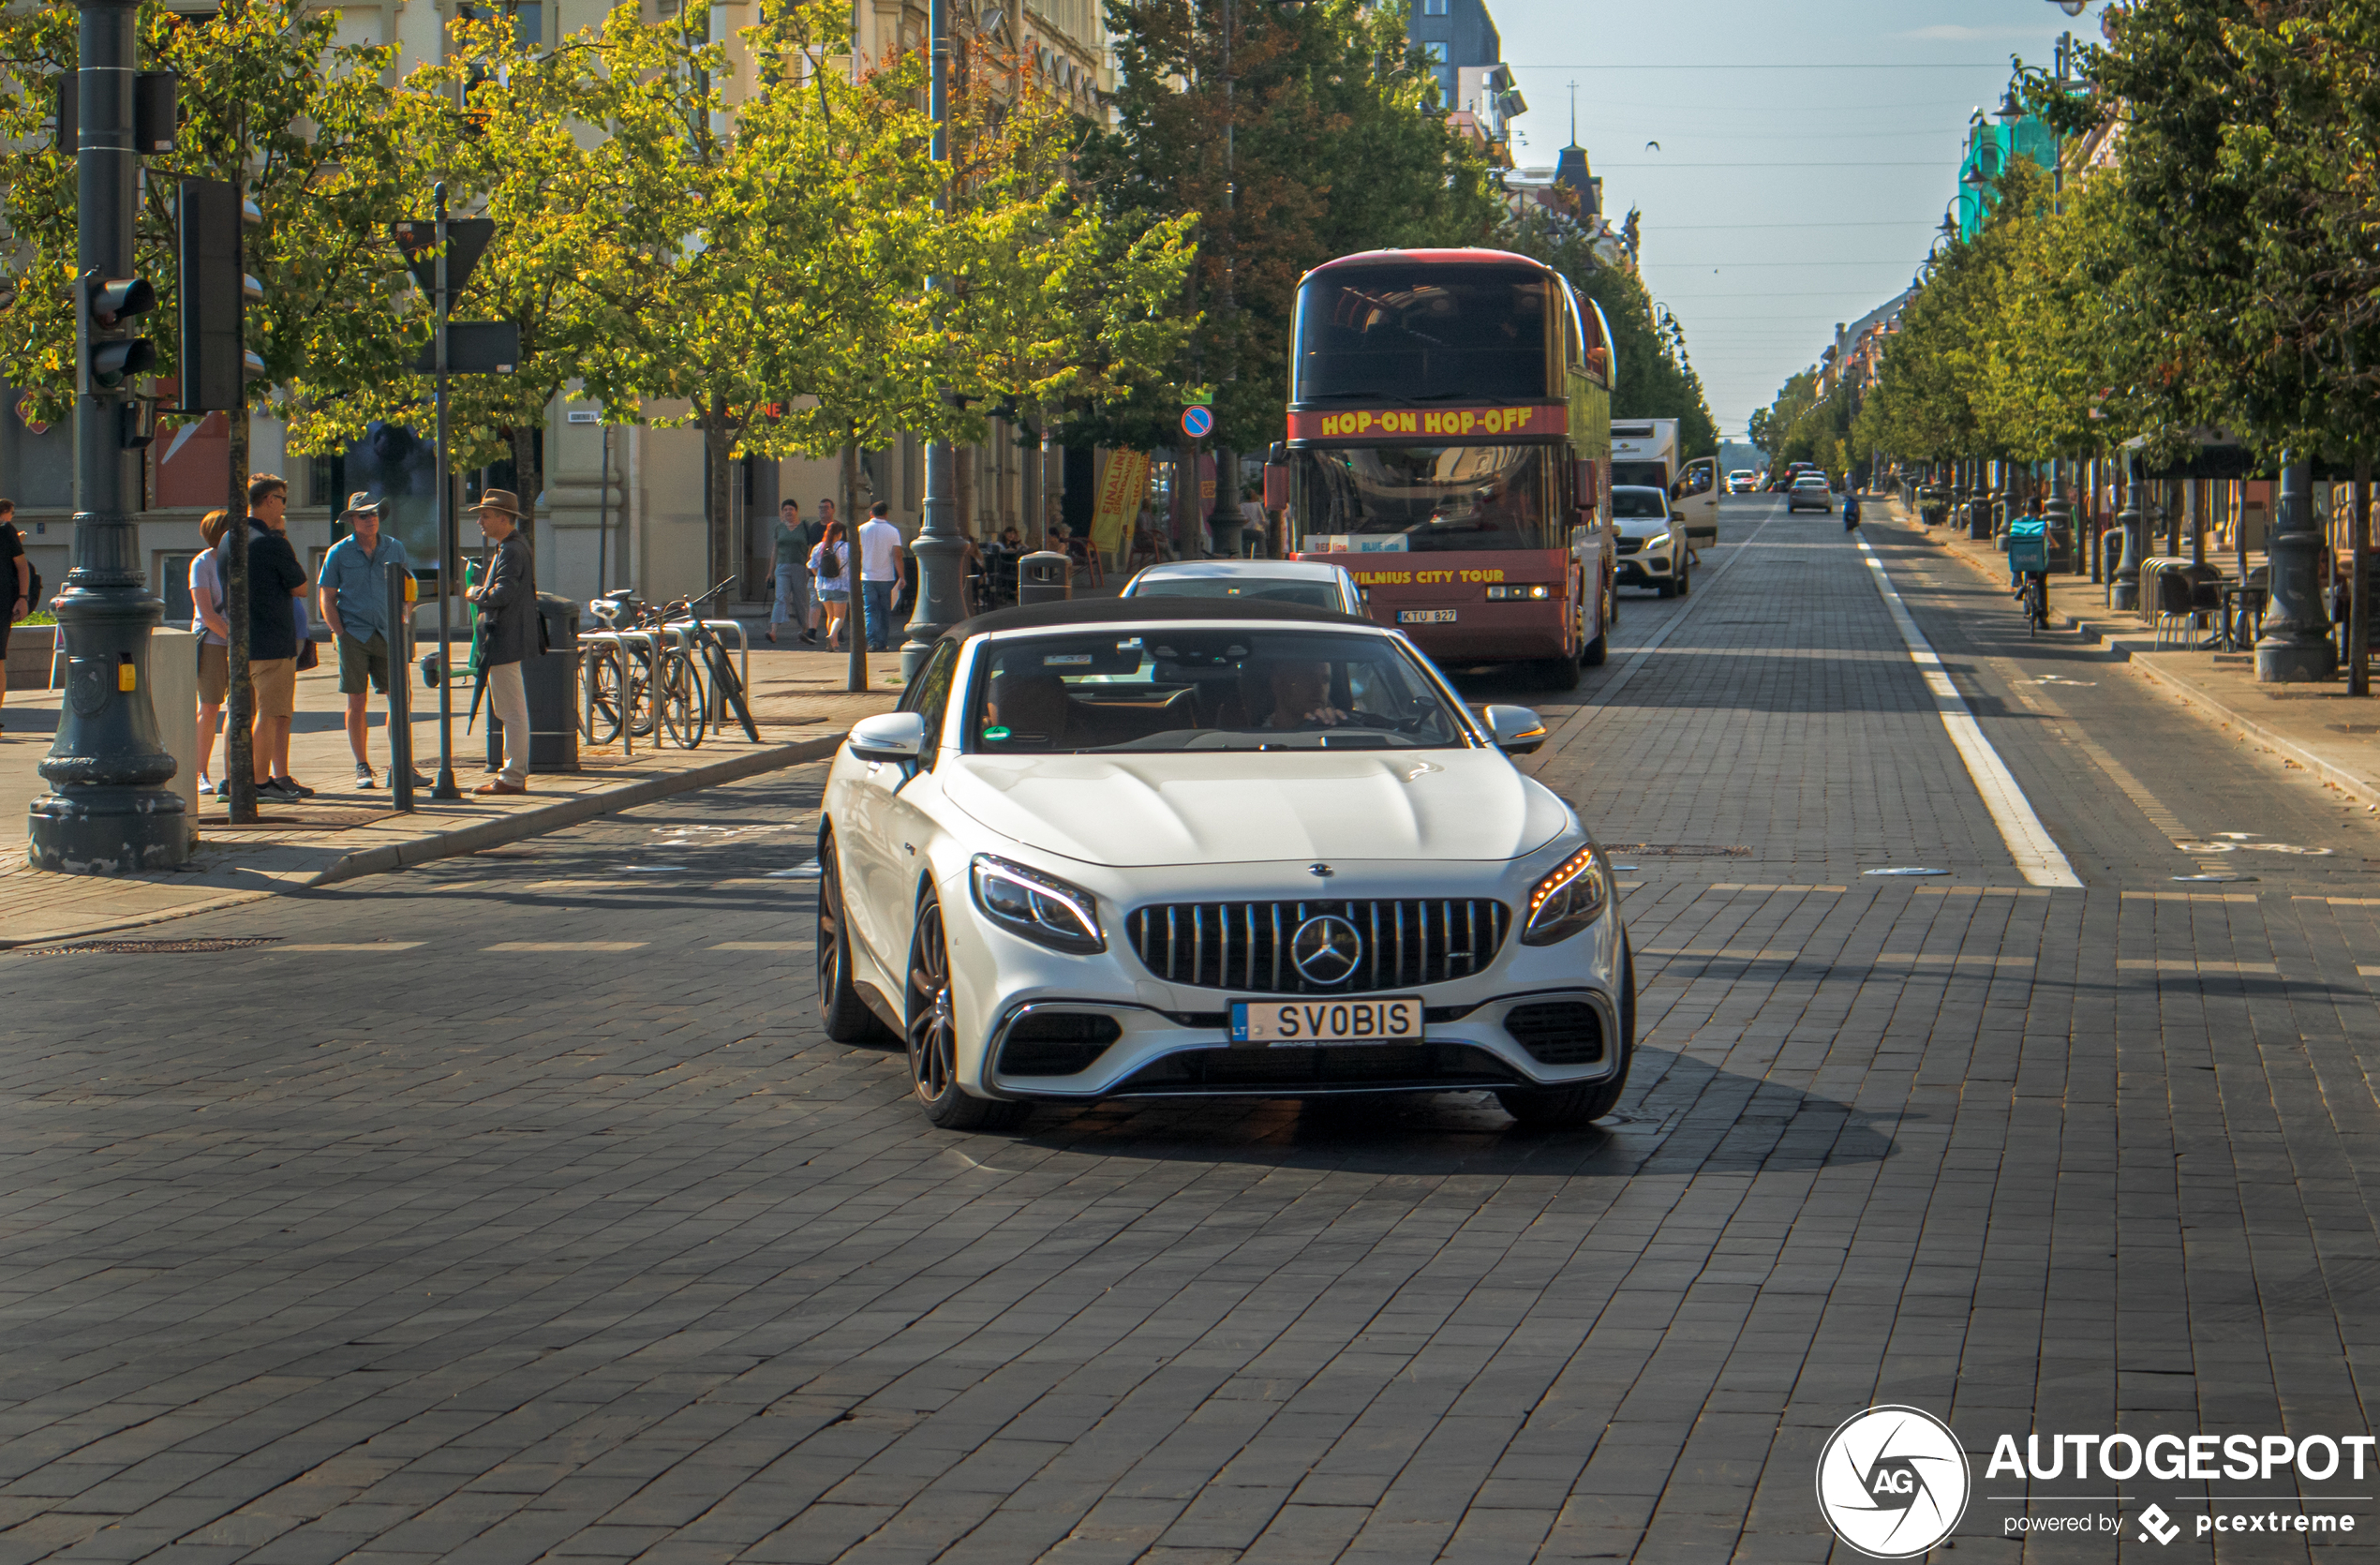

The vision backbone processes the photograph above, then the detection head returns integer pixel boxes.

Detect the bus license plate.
[1397,609,1457,625]
[1232,996,1423,1045]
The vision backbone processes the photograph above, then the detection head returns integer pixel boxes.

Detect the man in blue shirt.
[318,491,412,789]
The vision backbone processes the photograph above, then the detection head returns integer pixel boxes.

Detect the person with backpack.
[0,499,30,735]
[810,520,851,651]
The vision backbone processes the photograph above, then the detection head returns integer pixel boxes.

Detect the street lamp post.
[2256,457,2336,682]
[900,0,964,680]
[28,0,188,873]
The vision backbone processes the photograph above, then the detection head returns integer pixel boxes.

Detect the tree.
[1498,208,1718,455]
[1078,0,1501,456]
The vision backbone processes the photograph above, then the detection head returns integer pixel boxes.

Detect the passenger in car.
[987,674,1071,745]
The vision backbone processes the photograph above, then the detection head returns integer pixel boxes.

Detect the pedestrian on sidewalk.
[811,521,852,651]
[857,502,902,652]
[770,499,821,645]
[245,475,313,803]
[318,492,412,791]
[190,509,232,792]
[465,490,536,796]
[0,499,28,735]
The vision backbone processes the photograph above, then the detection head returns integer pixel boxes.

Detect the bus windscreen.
[1293,266,1554,404]
[1293,445,1557,553]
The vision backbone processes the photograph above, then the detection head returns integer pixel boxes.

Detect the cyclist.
[2007,508,2050,627]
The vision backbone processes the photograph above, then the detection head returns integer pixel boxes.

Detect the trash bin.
[487,592,581,774]
[1018,550,1072,607]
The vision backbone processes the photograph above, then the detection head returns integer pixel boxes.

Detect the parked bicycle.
[580,580,759,751]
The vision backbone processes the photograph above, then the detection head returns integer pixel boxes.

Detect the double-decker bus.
[1274,249,1615,689]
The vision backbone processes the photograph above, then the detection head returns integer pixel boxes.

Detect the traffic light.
[78,270,157,395]
[177,178,264,412]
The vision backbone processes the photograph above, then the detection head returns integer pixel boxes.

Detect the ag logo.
[1814,1406,1970,1558]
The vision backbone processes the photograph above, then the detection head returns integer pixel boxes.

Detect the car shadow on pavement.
[1008,1045,1897,1178]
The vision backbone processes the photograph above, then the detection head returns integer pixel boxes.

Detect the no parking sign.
[1181,405,1213,440]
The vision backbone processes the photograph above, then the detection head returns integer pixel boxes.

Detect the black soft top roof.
[944,596,1374,643]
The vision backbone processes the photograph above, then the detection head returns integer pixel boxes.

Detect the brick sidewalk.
[1895,498,2380,810]
[0,639,899,946]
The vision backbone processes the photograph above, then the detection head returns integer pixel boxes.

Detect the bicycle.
[2007,528,2051,637]
[584,593,662,748]
[659,578,761,746]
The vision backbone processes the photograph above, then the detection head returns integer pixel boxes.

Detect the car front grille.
[1125,899,1510,995]
[1614,538,1645,555]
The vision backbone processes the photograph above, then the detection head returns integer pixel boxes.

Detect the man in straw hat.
[463,489,536,795]
[318,491,415,790]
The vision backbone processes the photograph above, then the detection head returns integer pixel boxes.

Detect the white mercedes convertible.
[815,598,1634,1130]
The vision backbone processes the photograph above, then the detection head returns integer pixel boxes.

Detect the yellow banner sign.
[1090,449,1151,558]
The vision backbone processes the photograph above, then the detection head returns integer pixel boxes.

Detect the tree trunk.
[511,420,543,548]
[223,410,256,823]
[843,436,866,693]
[2354,454,2371,698]
[706,400,735,603]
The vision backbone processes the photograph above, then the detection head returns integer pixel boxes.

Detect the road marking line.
[2122,891,2259,904]
[2117,959,2279,974]
[275,943,425,951]
[487,941,647,951]
[1916,886,2048,897]
[2312,897,2380,906]
[709,941,804,950]
[2358,965,2380,977]
[1708,883,1847,893]
[1856,534,2083,889]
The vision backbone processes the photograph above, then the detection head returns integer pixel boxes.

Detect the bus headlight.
[1485,583,1553,601]
[1521,844,1608,946]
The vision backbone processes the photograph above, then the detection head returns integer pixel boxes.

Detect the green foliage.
[1496,208,1718,457]
[1078,0,1501,452]
[0,0,417,429]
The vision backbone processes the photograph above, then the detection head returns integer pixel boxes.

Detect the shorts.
[336,632,390,695]
[249,656,297,718]
[198,642,229,704]
[818,587,850,604]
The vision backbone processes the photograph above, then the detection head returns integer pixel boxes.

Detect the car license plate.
[1396,609,1457,625]
[1232,996,1423,1045]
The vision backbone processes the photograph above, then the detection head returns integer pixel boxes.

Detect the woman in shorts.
[190,510,232,792]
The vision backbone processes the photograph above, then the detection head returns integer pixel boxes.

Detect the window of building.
[1422,40,1448,62]
[1422,0,1448,14]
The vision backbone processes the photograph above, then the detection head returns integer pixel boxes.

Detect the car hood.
[939,750,1572,869]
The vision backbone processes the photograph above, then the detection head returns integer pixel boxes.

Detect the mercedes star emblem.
[1290,915,1364,986]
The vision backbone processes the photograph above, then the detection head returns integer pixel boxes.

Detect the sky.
[1488,0,2103,440]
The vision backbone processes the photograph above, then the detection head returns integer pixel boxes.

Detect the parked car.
[816,597,1636,1131]
[1786,473,1834,514]
[1120,558,1365,617]
[1611,484,1689,598]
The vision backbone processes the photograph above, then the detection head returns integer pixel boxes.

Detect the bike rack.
[577,628,662,758]
[694,619,749,724]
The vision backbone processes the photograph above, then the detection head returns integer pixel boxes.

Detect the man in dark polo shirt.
[244,475,310,802]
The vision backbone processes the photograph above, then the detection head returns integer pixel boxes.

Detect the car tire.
[818,832,893,1044]
[905,892,1028,1131]
[1579,583,1612,667]
[1655,571,1678,600]
[1496,932,1634,1128]
[1535,652,1583,691]
[1675,563,1690,599]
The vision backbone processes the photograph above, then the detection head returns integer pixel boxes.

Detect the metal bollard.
[387,561,415,812]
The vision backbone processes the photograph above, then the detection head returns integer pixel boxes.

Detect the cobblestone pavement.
[7,496,2380,1562]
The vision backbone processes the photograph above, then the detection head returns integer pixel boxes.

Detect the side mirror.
[848,710,930,763]
[1482,704,1547,755]
[1671,512,1688,524]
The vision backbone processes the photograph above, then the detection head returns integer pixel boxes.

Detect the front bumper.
[982,986,1625,1099]
[939,860,1629,1101]
[1614,548,1676,585]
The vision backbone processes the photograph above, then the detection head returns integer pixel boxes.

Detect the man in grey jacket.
[466,490,536,795]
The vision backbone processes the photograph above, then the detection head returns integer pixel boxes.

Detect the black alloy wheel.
[816,835,890,1043]
[904,895,1026,1130]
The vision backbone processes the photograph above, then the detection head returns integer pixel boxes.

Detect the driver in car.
[1269,660,1353,729]
[987,673,1071,745]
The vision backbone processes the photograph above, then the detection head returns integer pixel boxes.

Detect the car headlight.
[1644,532,1670,552]
[1521,843,1608,946]
[971,854,1105,954]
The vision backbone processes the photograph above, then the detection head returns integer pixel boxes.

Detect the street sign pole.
[899,0,963,681]
[429,182,463,799]
[29,0,187,872]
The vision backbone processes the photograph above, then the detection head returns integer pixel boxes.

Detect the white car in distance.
[1120,558,1366,617]
[816,598,1636,1132]
[1611,484,1688,599]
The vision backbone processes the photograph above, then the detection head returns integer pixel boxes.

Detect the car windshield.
[1612,488,1668,521]
[1129,577,1343,611]
[969,629,1474,754]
